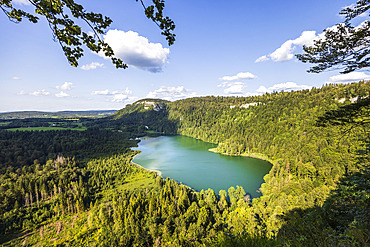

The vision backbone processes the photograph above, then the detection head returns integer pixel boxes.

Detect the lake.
[133,135,272,198]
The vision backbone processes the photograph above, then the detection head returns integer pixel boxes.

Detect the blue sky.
[1,0,369,111]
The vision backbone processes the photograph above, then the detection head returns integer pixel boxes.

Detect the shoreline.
[208,147,274,165]
[131,153,162,177]
[131,143,270,199]
[131,152,199,192]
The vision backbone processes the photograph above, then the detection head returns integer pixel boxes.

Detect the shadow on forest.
[0,106,180,173]
[1,96,369,245]
[276,168,370,246]
[220,168,369,247]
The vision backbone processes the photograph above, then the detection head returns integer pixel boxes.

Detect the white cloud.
[225,84,245,94]
[326,72,370,84]
[256,21,369,63]
[146,86,196,101]
[11,76,20,80]
[339,4,369,18]
[29,89,50,96]
[99,30,170,72]
[56,82,73,91]
[219,72,256,81]
[359,12,368,18]
[12,0,31,5]
[256,86,269,94]
[269,82,311,91]
[55,91,70,98]
[294,30,319,46]
[257,82,312,93]
[255,56,269,63]
[16,89,50,96]
[256,30,318,62]
[91,88,133,103]
[217,72,255,94]
[17,90,27,95]
[218,81,245,94]
[80,62,104,71]
[87,31,96,37]
[91,89,111,95]
[269,40,296,62]
[271,31,317,62]
[112,94,130,103]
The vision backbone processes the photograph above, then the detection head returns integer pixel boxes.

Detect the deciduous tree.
[0,0,175,68]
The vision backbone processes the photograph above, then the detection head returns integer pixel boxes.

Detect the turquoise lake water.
[133,135,272,198]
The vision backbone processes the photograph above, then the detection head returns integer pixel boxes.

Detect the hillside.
[110,81,370,245]
[87,98,177,134]
[112,98,169,118]
[0,82,369,246]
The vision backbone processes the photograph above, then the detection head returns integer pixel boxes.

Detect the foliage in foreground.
[0,149,270,246]
[1,82,370,246]
[2,150,368,246]
[1,0,175,69]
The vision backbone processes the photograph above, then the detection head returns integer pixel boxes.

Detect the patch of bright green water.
[133,135,272,198]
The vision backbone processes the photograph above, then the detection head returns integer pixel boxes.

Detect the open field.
[5,126,86,131]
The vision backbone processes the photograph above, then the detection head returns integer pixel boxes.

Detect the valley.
[0,81,369,246]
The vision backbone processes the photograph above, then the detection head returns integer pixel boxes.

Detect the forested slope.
[1,82,369,246]
[87,81,369,245]
[0,130,276,246]
[86,98,177,134]
[87,81,370,245]
[163,81,370,244]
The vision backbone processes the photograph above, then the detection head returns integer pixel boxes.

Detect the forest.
[0,81,369,246]
[0,110,116,120]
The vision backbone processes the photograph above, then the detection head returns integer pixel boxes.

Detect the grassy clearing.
[100,173,159,203]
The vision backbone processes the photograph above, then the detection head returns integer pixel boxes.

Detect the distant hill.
[112,98,170,119]
[86,99,176,133]
[0,110,117,119]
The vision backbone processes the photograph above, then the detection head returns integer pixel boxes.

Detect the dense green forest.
[0,118,88,132]
[165,82,370,245]
[0,110,116,120]
[86,99,177,134]
[0,82,369,246]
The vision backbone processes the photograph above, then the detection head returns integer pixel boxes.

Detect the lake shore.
[132,136,272,198]
[208,147,274,165]
[131,153,162,177]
